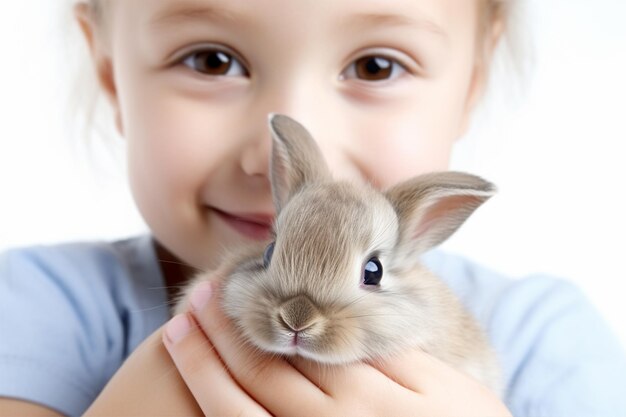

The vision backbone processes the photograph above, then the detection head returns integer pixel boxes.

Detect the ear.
[74,3,124,136]
[385,171,496,260]
[459,17,506,137]
[268,114,331,212]
[458,65,487,137]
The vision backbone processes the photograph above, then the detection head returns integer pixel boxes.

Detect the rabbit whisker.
[156,258,206,274]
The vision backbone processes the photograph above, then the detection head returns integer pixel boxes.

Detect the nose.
[239,75,329,179]
[238,78,363,184]
[240,125,271,178]
[278,295,321,332]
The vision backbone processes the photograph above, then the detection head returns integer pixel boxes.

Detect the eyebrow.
[150,2,447,40]
[347,12,448,39]
[150,2,246,28]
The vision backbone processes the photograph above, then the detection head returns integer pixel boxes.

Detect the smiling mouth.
[210,207,272,240]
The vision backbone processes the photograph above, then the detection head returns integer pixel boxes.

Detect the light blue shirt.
[1,235,625,416]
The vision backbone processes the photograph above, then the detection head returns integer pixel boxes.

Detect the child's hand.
[163,281,512,417]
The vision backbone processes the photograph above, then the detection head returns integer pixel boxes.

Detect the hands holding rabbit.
[163,277,512,417]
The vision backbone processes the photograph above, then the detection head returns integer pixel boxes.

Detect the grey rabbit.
[178,114,501,393]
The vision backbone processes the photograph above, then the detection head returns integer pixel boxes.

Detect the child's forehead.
[117,0,479,35]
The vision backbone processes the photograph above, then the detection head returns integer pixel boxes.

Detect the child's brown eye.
[343,55,408,82]
[355,56,392,80]
[182,49,248,77]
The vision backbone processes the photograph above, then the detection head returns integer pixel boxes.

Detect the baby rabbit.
[179,114,501,392]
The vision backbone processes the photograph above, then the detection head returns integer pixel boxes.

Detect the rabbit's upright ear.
[268,114,331,212]
[385,172,496,261]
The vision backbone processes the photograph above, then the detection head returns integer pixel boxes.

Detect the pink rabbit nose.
[278,295,321,332]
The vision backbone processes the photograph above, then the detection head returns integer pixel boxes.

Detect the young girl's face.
[88,0,489,269]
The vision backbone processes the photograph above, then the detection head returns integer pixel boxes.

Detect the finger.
[287,354,424,400]
[163,313,271,417]
[368,347,447,394]
[190,281,330,416]
[370,348,507,414]
[287,355,425,415]
[286,355,383,395]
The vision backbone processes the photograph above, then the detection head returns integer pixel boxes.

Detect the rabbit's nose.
[278,295,321,332]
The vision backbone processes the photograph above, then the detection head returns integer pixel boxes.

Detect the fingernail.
[190,281,213,312]
[165,314,192,344]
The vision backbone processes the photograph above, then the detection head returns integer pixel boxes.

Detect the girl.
[1,0,625,416]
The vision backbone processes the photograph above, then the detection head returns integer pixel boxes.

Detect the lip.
[210,207,273,241]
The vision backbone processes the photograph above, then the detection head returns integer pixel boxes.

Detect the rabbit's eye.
[363,257,383,285]
[263,242,275,268]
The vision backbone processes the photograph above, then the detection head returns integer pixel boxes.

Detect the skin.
[92,0,487,271]
[0,0,512,415]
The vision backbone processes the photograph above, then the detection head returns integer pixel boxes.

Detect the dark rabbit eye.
[263,242,275,268]
[363,257,383,285]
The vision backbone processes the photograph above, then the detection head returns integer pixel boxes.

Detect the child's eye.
[181,48,248,77]
[342,55,409,82]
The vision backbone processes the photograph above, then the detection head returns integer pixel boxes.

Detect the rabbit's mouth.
[266,332,325,360]
[259,320,361,364]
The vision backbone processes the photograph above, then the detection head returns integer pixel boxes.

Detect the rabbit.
[177,114,502,393]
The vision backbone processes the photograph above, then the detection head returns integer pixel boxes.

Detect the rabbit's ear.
[268,114,331,212]
[385,172,496,260]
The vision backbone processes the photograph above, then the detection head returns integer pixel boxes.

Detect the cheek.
[350,100,460,189]
[116,63,249,265]
[114,39,243,207]
[123,97,223,217]
[118,64,241,206]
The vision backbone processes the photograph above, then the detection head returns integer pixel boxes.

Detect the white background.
[1,1,625,346]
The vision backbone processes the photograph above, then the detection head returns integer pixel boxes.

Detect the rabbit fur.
[177,114,502,393]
